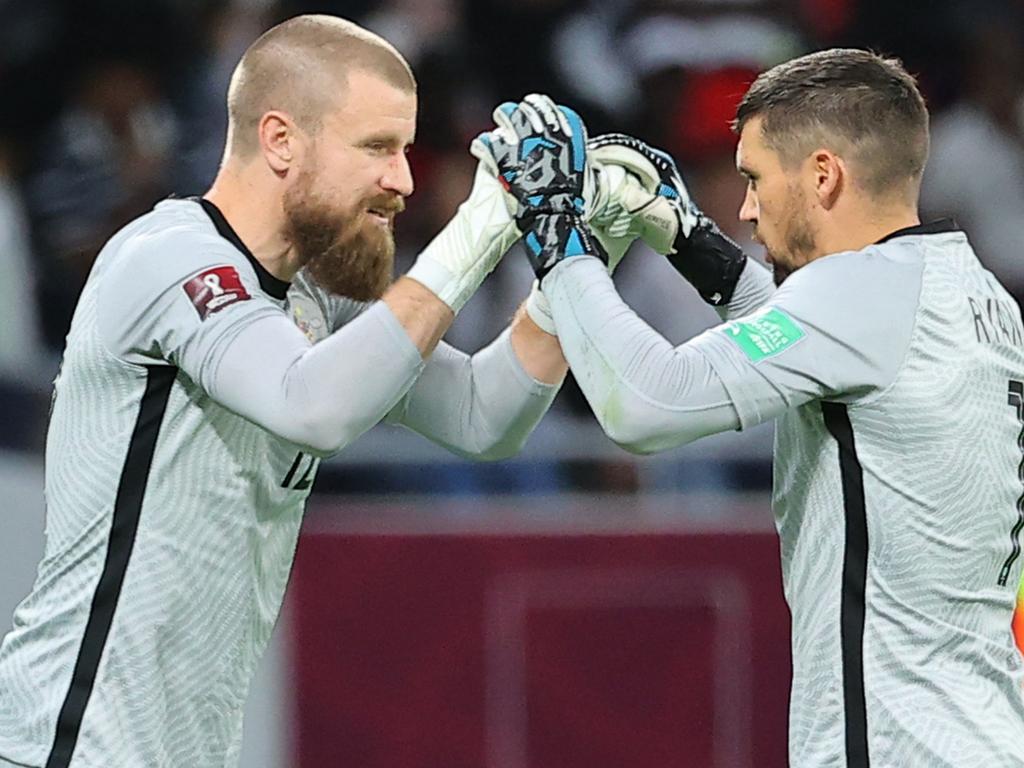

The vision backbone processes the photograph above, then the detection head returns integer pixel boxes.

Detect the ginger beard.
[759,181,818,286]
[282,167,403,301]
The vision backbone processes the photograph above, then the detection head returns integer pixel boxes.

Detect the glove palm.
[588,133,747,306]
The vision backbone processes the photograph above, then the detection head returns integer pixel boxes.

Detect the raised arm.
[385,306,563,460]
[98,139,523,456]
[541,247,922,454]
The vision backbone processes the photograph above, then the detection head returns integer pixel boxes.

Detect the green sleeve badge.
[720,307,806,362]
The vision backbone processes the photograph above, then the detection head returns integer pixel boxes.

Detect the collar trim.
[876,218,960,245]
[193,197,291,300]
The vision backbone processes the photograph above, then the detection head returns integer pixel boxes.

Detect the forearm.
[387,329,560,460]
[204,302,424,455]
[383,276,454,356]
[543,257,741,453]
[509,302,568,385]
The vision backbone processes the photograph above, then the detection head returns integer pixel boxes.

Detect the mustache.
[365,194,405,214]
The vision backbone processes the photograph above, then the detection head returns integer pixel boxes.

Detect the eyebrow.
[358,132,415,148]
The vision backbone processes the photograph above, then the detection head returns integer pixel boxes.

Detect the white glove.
[589,133,747,307]
[406,160,520,313]
[586,161,658,271]
[587,136,698,255]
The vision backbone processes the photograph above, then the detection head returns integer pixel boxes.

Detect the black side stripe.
[280,452,303,489]
[821,402,871,768]
[1000,380,1024,586]
[46,366,177,768]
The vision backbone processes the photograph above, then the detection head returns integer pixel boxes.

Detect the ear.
[810,149,844,210]
[258,111,300,176]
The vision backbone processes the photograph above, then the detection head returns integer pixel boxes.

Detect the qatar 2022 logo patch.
[183,266,251,320]
[720,306,806,362]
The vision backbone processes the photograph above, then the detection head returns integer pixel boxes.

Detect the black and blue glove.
[588,133,747,306]
[474,94,607,280]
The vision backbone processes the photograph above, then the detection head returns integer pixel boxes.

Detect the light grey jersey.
[544,222,1024,767]
[0,199,556,768]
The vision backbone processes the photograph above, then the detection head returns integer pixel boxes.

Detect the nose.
[382,152,414,197]
[738,186,758,224]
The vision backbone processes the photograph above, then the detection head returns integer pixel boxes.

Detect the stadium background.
[0,0,1022,765]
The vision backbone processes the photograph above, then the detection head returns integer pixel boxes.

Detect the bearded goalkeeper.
[0,15,649,768]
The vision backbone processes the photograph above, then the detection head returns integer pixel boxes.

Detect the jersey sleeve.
[383,330,559,460]
[700,246,924,429]
[97,224,426,455]
[96,227,282,381]
[542,247,923,452]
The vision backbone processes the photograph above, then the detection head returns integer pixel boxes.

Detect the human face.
[736,116,819,286]
[283,69,416,300]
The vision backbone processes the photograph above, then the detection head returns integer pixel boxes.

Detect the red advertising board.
[288,506,791,768]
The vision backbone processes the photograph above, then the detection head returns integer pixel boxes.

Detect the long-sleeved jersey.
[0,198,557,768]
[544,221,1024,767]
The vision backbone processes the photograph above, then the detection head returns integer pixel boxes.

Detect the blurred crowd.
[1,0,1022,413]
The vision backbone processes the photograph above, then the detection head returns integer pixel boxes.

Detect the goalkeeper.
[0,15,643,768]
[477,50,1024,768]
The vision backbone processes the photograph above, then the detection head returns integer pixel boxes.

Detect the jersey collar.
[876,218,960,245]
[194,197,291,300]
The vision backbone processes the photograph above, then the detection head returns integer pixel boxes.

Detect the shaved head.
[225,14,415,158]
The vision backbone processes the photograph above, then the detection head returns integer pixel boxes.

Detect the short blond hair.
[225,14,415,157]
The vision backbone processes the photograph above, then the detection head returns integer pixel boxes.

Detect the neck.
[814,201,920,259]
[204,161,299,282]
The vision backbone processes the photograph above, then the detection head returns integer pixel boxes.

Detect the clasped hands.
[406,92,746,324]
[469,93,747,332]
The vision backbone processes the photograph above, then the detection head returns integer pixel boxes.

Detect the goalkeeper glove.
[473,94,608,281]
[405,159,520,314]
[588,133,747,306]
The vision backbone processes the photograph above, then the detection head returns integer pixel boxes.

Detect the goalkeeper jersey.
[0,196,557,768]
[0,199,394,768]
[544,220,1024,767]
[716,223,1024,767]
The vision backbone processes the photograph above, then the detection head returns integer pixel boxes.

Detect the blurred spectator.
[0,139,44,381]
[0,0,63,149]
[549,0,639,127]
[26,60,179,348]
[361,0,462,69]
[624,5,800,150]
[921,11,1024,302]
[0,0,1019,429]
[616,66,763,350]
[465,0,579,112]
[175,3,269,192]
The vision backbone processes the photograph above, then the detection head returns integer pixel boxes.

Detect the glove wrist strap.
[667,217,747,306]
[524,213,608,281]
